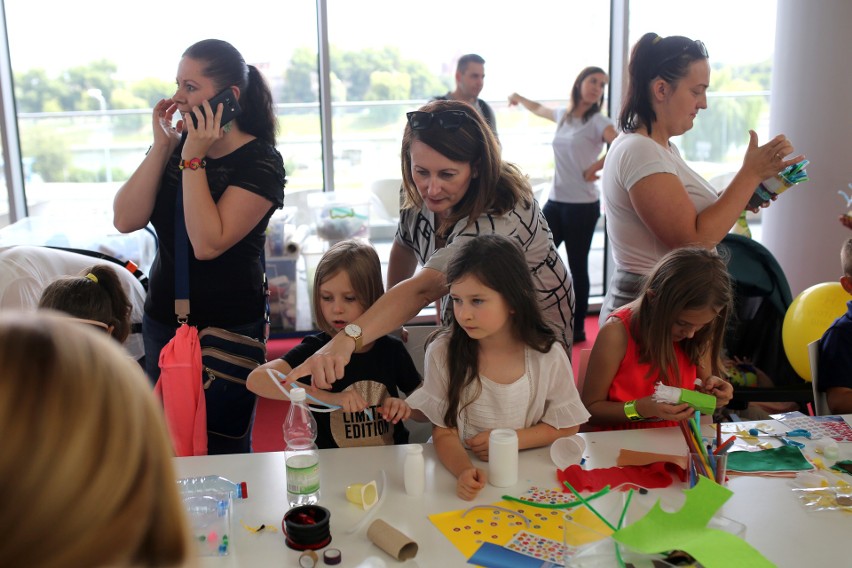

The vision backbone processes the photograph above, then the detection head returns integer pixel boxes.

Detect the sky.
[3,0,776,100]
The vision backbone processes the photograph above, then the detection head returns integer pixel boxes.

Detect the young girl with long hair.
[247,240,421,449]
[407,234,589,500]
[582,247,734,430]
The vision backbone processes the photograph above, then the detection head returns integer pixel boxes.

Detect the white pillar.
[762,0,852,296]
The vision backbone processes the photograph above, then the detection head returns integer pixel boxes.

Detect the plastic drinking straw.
[617,489,635,530]
[562,481,617,533]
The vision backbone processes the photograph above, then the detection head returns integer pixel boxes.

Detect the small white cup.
[489,429,519,487]
[550,436,586,469]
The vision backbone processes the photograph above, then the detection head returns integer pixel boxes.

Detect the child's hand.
[457,467,487,501]
[325,390,368,413]
[697,376,734,407]
[637,397,693,422]
[378,397,411,424]
[465,430,491,461]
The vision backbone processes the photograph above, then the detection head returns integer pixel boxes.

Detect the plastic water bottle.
[176,475,247,499]
[403,444,425,496]
[284,387,320,506]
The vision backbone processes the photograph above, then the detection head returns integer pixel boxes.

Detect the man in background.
[435,54,497,137]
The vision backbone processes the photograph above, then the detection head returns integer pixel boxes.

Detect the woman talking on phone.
[114,39,286,452]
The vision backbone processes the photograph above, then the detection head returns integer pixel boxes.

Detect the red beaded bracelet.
[178,157,206,171]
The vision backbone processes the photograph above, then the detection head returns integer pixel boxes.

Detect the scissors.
[747,428,810,448]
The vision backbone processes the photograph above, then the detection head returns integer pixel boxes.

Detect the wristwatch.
[343,323,363,351]
[624,400,644,421]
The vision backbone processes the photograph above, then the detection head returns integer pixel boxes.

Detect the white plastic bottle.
[284,387,320,506]
[176,475,247,499]
[403,444,425,496]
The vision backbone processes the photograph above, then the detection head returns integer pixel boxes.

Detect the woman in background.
[509,66,617,342]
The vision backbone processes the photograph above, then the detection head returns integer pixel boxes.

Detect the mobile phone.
[189,88,242,128]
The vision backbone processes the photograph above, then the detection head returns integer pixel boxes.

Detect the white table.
[174,419,852,567]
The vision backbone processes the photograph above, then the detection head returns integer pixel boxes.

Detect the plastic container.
[308,191,370,243]
[488,429,518,487]
[284,387,321,506]
[403,444,425,496]
[184,492,233,557]
[176,475,247,499]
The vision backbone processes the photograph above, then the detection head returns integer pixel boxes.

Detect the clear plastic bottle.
[403,444,425,496]
[284,387,320,506]
[175,475,247,499]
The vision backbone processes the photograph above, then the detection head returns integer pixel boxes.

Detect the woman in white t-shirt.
[600,33,803,323]
[509,66,617,342]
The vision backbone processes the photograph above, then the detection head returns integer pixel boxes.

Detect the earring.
[223,122,232,134]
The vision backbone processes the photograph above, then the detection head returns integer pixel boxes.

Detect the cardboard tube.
[367,519,418,560]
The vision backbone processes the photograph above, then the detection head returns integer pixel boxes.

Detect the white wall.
[763,0,852,296]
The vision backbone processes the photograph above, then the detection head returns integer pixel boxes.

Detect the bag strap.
[174,180,190,324]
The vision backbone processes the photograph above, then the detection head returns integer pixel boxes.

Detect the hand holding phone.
[189,88,242,128]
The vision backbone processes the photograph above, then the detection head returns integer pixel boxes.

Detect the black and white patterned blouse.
[394,197,575,355]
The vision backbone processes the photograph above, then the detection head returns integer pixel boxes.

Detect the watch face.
[345,323,361,337]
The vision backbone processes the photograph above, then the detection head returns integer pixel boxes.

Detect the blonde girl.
[0,312,193,567]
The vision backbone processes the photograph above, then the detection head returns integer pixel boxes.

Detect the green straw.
[562,481,617,533]
[501,486,612,510]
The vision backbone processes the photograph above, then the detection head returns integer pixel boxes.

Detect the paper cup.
[551,436,586,469]
[345,480,378,510]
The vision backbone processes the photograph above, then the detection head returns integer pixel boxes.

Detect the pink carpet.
[252,316,601,452]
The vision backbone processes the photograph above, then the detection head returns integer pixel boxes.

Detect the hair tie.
[84,273,98,283]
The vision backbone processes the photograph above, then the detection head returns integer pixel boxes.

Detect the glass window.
[4,0,320,228]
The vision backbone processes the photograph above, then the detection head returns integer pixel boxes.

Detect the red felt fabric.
[558,461,686,492]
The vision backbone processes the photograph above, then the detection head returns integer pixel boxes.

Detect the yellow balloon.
[782,282,849,381]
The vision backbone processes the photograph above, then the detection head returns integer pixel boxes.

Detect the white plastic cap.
[289,387,306,402]
[407,444,423,454]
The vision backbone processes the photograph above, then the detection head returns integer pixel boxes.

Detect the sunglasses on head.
[652,39,709,75]
[406,110,472,131]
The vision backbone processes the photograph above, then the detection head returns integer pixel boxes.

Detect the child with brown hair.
[248,240,421,448]
[406,234,589,500]
[582,247,734,430]
[38,263,132,344]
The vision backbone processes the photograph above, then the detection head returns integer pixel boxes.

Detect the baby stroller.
[718,233,813,411]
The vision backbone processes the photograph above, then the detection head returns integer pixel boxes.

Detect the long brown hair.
[562,66,607,125]
[400,99,533,237]
[437,234,557,429]
[631,247,732,385]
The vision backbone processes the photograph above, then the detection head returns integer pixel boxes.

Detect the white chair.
[809,339,829,416]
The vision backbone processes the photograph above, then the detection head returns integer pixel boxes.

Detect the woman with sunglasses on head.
[509,66,618,343]
[286,99,575,390]
[600,33,803,322]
